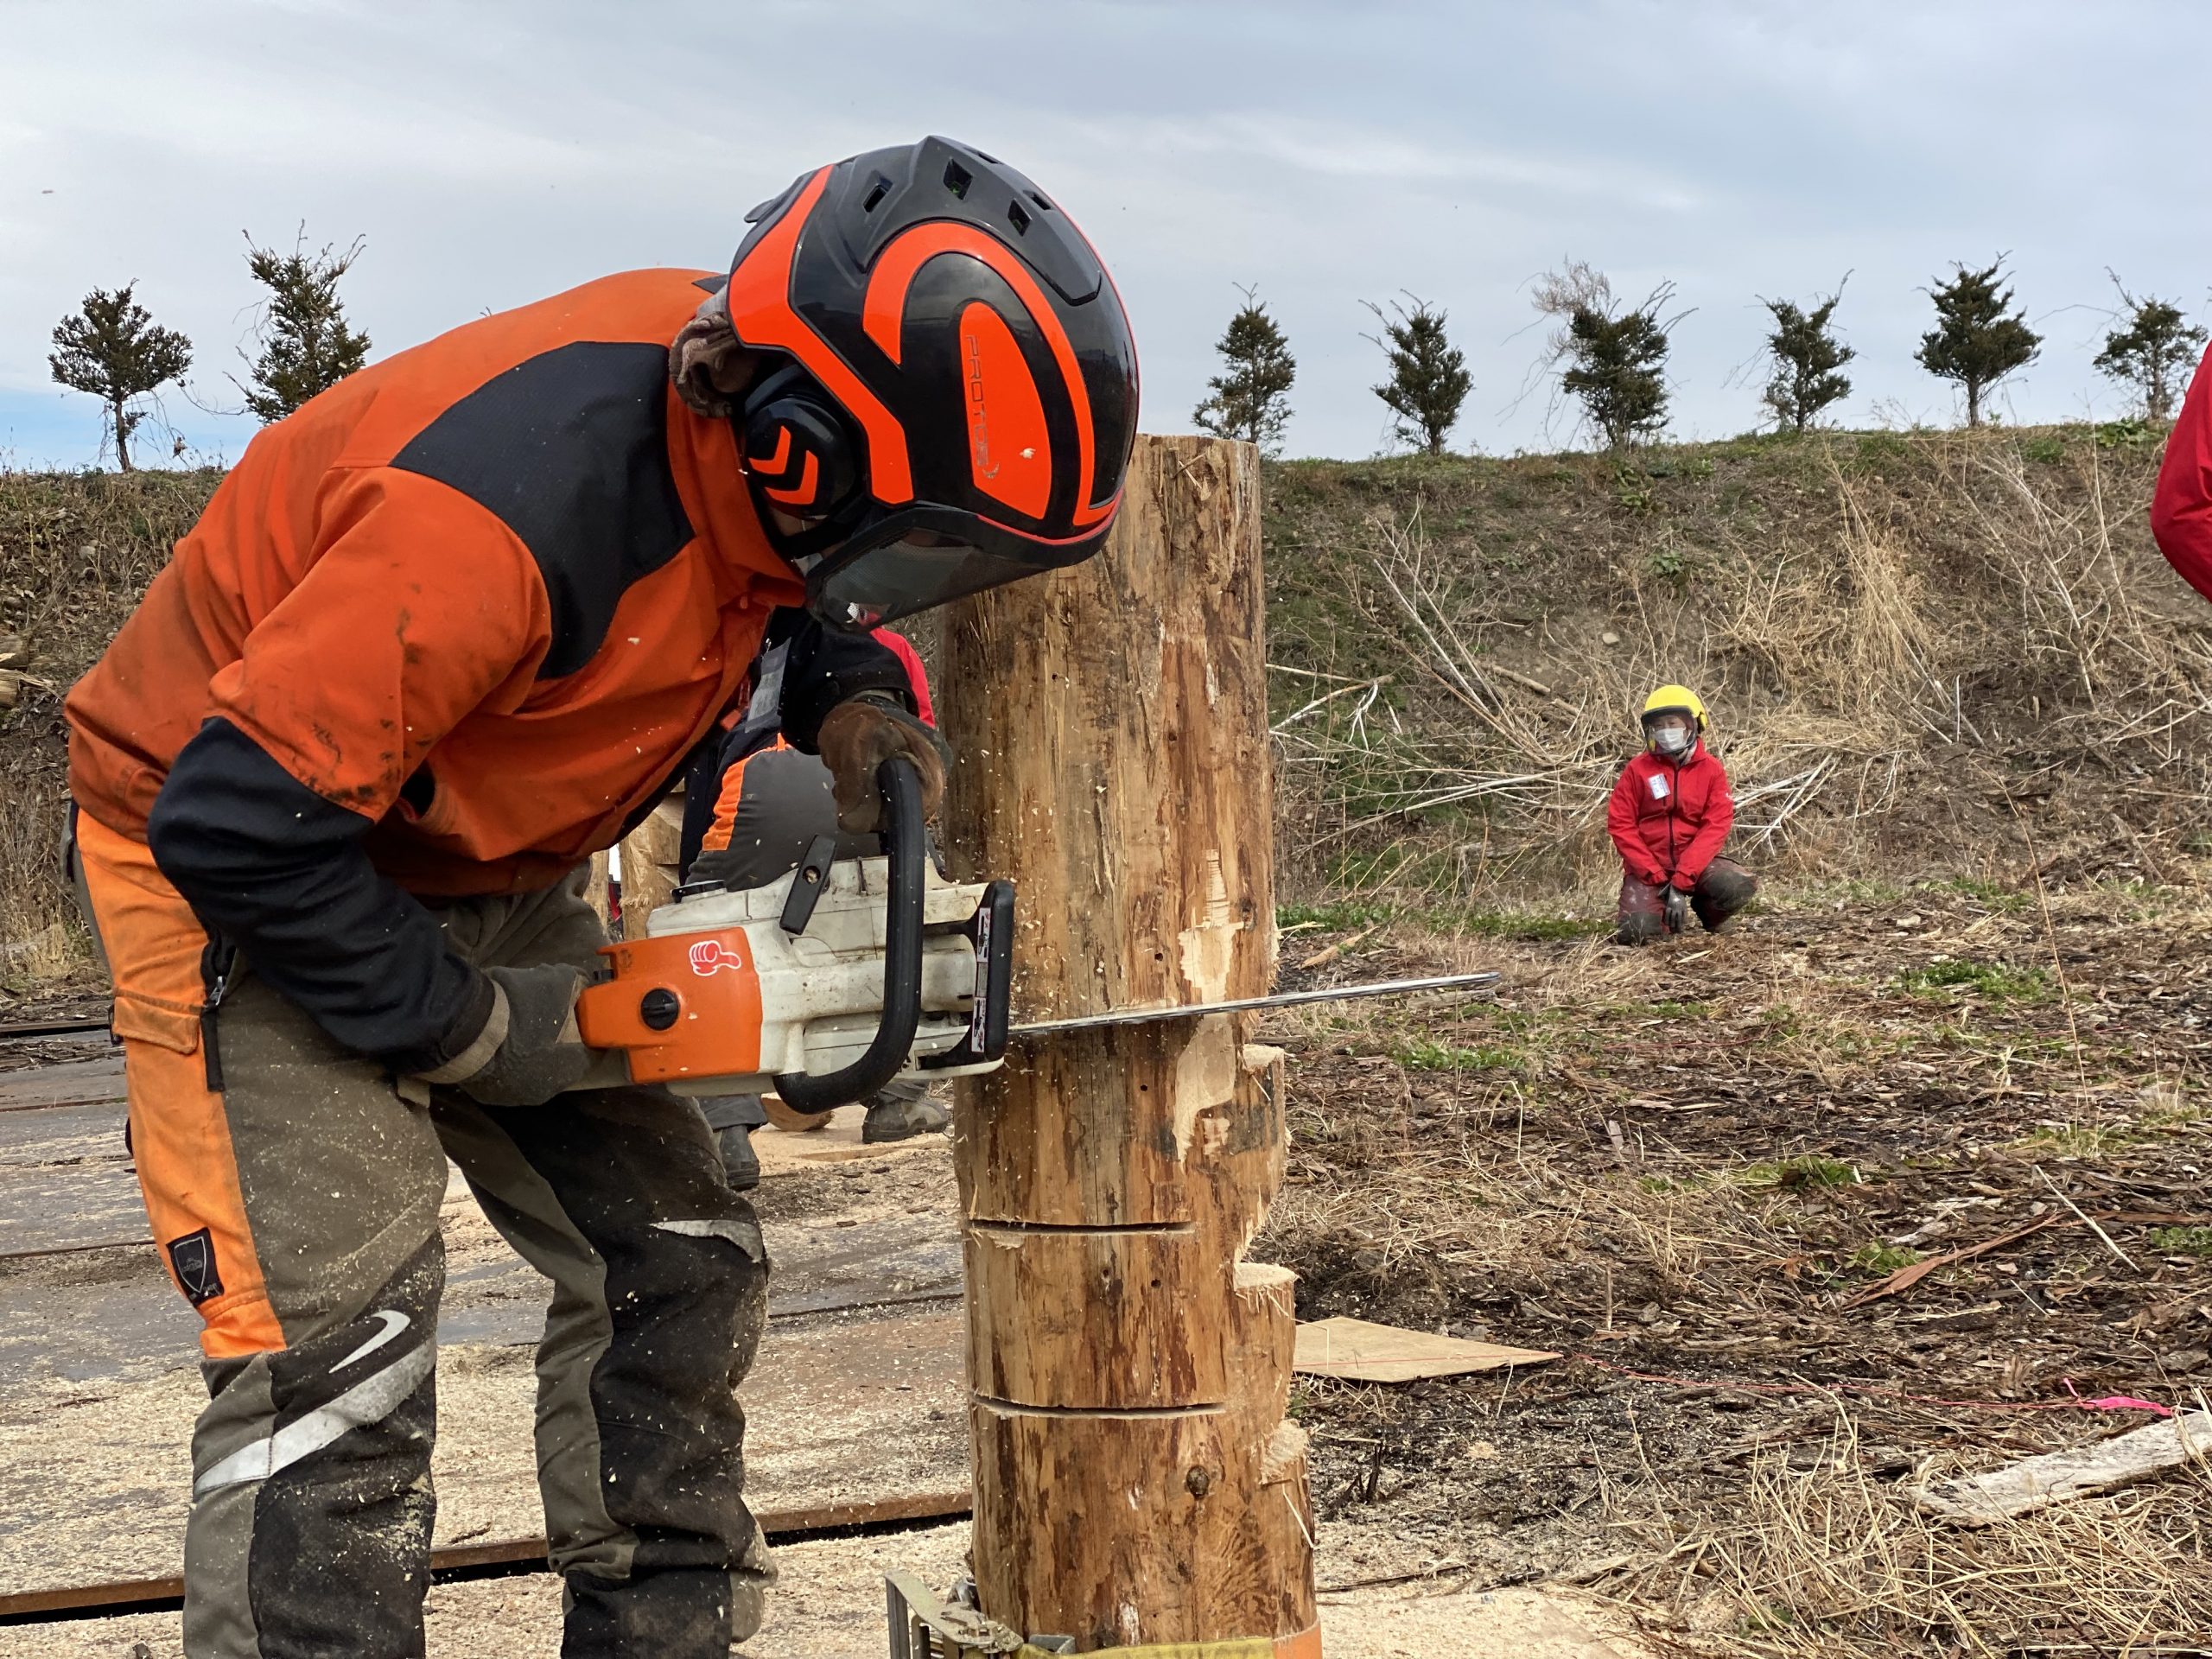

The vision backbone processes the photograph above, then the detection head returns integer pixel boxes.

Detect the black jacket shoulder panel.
[389,340,694,678]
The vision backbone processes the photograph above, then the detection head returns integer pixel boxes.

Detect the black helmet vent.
[942,160,973,200]
[861,175,892,213]
[1007,200,1031,236]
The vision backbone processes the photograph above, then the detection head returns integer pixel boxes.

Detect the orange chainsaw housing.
[576,926,766,1084]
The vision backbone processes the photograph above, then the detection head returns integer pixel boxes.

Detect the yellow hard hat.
[1641,683,1707,737]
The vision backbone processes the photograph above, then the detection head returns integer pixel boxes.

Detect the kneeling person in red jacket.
[1607,685,1758,944]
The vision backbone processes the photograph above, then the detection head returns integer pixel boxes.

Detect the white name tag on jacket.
[1648,774,1670,800]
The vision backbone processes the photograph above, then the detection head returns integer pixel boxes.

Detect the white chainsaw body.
[644,856,1000,1098]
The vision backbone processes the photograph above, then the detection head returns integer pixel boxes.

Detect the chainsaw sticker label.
[1648,773,1670,800]
[969,908,992,1046]
[687,939,747,976]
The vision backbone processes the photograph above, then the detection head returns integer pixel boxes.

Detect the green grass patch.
[2151,1226,2212,1257]
[1735,1154,1859,1190]
[1278,900,1395,933]
[1394,1037,1524,1074]
[1898,958,2050,1001]
[2021,1121,2144,1159]
[2095,416,2160,449]
[1930,875,2029,912]
[1849,1242,1923,1275]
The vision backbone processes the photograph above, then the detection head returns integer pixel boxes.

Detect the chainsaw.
[575,757,1497,1112]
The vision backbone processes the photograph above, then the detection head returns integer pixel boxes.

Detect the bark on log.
[940,434,1316,1650]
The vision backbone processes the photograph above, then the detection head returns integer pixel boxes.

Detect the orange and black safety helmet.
[724,135,1140,630]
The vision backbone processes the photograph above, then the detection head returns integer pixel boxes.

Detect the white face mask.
[1649,721,1694,757]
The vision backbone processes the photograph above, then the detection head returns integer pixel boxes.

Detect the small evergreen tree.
[238,232,372,422]
[1531,261,1681,448]
[48,284,193,471]
[2094,275,2205,423]
[1759,280,1854,433]
[1192,284,1296,455]
[1363,293,1471,455]
[1916,257,2040,428]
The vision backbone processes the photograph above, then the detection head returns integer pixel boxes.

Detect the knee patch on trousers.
[186,1236,443,1659]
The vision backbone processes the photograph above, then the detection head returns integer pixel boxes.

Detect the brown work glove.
[669,287,756,418]
[816,692,948,834]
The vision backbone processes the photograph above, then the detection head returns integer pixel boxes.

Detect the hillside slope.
[0,424,2199,974]
[1262,424,2199,912]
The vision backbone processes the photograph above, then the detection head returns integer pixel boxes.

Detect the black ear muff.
[739,366,862,521]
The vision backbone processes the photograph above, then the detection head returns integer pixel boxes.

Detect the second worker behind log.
[676,613,955,1190]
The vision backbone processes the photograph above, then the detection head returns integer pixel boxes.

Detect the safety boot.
[861,1080,950,1144]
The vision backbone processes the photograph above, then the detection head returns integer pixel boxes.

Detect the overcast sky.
[2,0,2206,468]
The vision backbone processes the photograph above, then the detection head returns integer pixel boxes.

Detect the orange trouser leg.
[73,812,284,1358]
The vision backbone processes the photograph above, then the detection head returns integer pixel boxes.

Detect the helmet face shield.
[797,505,1103,630]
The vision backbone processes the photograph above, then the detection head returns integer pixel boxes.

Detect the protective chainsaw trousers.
[1616,855,1758,944]
[71,812,772,1659]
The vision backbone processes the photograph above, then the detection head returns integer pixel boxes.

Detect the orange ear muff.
[764,451,822,508]
[740,368,861,521]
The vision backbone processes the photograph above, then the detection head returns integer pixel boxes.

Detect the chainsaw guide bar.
[1006,972,1500,1038]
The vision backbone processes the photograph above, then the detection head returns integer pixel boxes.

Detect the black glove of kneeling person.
[414,964,597,1108]
[815,690,949,835]
[1664,886,1690,935]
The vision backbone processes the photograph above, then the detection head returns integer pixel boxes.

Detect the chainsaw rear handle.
[771,754,925,1115]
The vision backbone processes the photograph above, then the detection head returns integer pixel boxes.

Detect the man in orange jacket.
[1606,685,1758,944]
[63,136,1136,1657]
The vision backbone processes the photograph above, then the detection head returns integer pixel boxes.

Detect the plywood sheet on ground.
[1294,1316,1559,1382]
[0,1521,1653,1658]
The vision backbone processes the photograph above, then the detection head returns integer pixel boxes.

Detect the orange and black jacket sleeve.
[146,468,550,1072]
[2153,343,2212,607]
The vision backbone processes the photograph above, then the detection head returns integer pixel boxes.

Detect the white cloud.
[1,0,2206,465]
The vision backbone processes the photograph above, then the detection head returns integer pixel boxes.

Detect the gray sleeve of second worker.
[689,747,840,891]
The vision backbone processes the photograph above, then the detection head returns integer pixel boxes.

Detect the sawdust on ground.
[0,1521,1652,1658]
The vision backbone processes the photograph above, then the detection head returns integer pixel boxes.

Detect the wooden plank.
[0,1054,125,1113]
[1914,1410,2212,1524]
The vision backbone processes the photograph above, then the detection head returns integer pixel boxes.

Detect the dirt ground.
[1257,879,2212,1654]
[0,1519,1653,1658]
[6,877,2210,1653]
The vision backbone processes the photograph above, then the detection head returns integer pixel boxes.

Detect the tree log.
[940,434,1316,1651]
[615,790,686,938]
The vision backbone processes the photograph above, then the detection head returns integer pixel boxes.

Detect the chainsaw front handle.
[770,754,926,1114]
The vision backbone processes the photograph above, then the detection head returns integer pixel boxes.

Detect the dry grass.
[0,467,211,982]
[1266,883,2212,1655]
[1613,1411,2212,1655]
[1266,427,2204,908]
